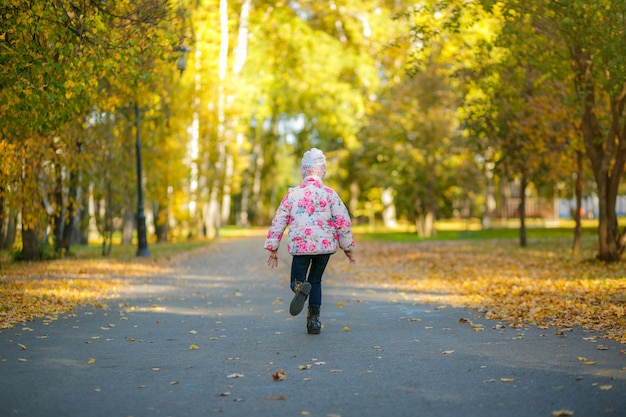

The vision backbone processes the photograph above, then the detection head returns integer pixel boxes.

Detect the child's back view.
[265,148,355,334]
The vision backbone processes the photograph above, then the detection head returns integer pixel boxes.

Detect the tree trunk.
[221,153,233,225]
[22,227,40,261]
[381,187,397,228]
[77,191,89,245]
[483,163,495,228]
[1,204,18,250]
[572,49,626,262]
[225,0,252,227]
[153,200,169,243]
[0,192,4,249]
[20,150,43,261]
[102,182,114,256]
[0,192,17,251]
[60,166,78,256]
[572,151,583,256]
[350,178,360,218]
[122,208,134,245]
[206,188,221,238]
[239,168,251,227]
[208,0,229,236]
[252,139,264,226]
[53,170,64,254]
[419,168,438,238]
[499,176,508,221]
[416,211,435,238]
[233,0,251,75]
[519,175,527,247]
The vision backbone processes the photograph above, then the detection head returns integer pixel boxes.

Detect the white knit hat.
[300,148,327,178]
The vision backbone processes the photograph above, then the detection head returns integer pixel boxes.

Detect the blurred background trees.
[1,0,625,261]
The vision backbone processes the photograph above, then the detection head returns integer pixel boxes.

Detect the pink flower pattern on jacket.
[264,177,355,255]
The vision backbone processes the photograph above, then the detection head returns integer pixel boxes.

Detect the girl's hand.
[267,250,278,268]
[344,250,355,264]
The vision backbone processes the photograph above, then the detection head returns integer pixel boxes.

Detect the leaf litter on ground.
[329,238,625,344]
[0,258,168,329]
[1,238,624,345]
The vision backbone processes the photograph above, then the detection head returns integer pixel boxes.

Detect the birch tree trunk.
[221,0,252,225]
[206,0,230,238]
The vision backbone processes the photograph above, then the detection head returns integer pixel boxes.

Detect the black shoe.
[289,281,311,316]
[307,305,321,334]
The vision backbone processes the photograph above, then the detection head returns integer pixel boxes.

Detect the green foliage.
[0,0,188,259]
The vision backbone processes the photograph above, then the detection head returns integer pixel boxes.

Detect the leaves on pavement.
[333,239,625,343]
[272,370,286,381]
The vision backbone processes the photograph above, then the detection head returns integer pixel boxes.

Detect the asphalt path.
[1,236,625,417]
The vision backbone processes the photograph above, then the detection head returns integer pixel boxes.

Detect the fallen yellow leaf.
[88,357,95,364]
[552,410,574,417]
[272,370,286,381]
[599,385,613,391]
[190,344,199,350]
[343,327,350,332]
[266,395,288,401]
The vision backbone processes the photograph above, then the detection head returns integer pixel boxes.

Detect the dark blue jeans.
[290,254,331,307]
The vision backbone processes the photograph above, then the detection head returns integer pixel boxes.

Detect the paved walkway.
[1,236,625,417]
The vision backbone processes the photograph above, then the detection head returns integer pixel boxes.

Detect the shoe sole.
[289,281,311,316]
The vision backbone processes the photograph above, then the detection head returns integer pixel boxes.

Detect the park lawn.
[334,230,626,344]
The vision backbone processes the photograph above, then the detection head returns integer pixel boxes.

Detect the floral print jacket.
[264,176,355,256]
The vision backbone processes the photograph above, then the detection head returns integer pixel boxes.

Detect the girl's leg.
[307,254,330,306]
[289,255,313,316]
[290,255,311,291]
